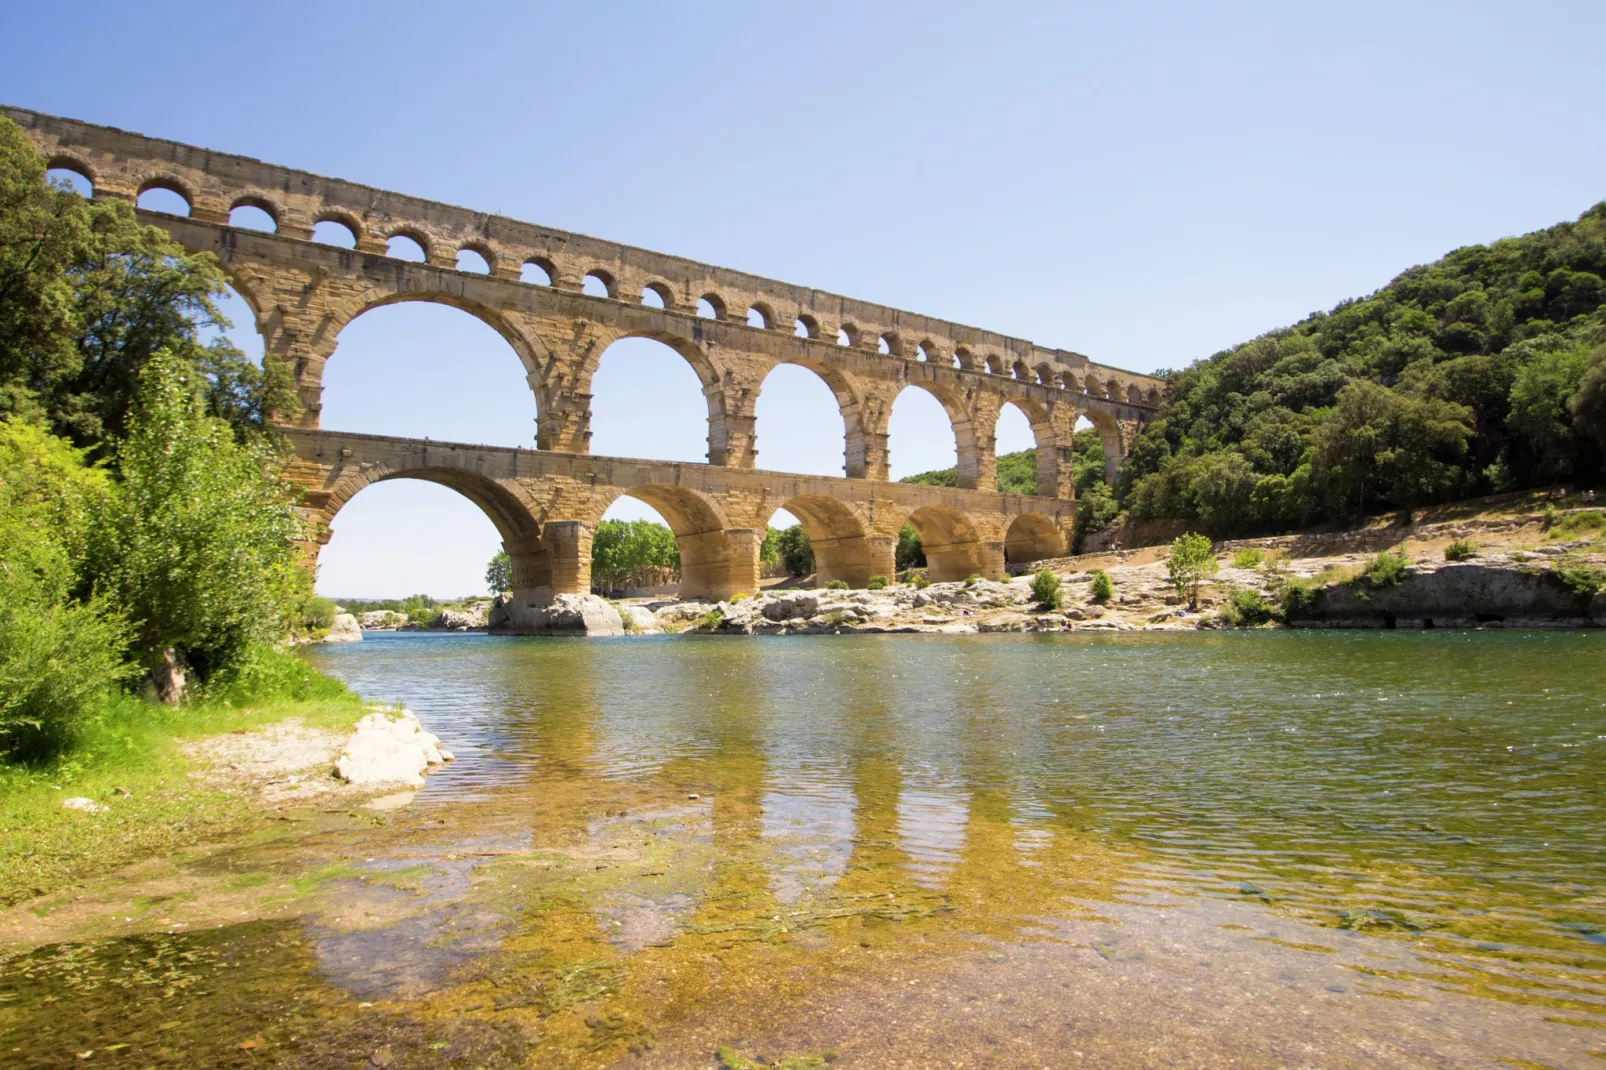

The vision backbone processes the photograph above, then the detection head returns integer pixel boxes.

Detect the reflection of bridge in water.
[11,107,1165,605]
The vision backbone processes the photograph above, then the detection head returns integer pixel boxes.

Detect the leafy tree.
[775,524,814,577]
[1089,568,1113,602]
[590,519,680,591]
[759,526,780,566]
[485,549,512,594]
[1309,382,1474,516]
[0,116,296,454]
[1166,532,1217,610]
[87,355,307,693]
[895,522,925,569]
[1507,343,1602,483]
[1030,569,1062,609]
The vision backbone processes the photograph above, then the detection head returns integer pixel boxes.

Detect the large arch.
[888,384,977,486]
[584,331,727,466]
[765,494,880,587]
[996,397,1062,498]
[315,296,540,446]
[1003,512,1066,565]
[318,456,550,598]
[902,503,993,582]
[753,360,862,477]
[597,482,751,601]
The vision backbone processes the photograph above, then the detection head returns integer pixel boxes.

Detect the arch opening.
[592,496,682,596]
[601,483,744,601]
[995,400,1057,497]
[136,183,190,216]
[1004,512,1066,565]
[320,299,538,446]
[747,305,772,330]
[312,217,358,248]
[888,384,963,484]
[521,259,553,286]
[317,470,542,604]
[697,294,724,320]
[794,315,818,339]
[903,504,991,582]
[763,495,876,588]
[46,165,92,197]
[583,271,614,298]
[386,233,427,262]
[754,362,850,477]
[588,335,718,465]
[228,201,276,232]
[456,248,491,274]
[640,282,670,309]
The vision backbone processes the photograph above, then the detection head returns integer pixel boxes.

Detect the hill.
[1123,203,1606,537]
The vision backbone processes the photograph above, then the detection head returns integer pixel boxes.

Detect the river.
[4,631,1604,1067]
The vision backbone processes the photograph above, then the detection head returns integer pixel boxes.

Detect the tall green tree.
[88,355,307,692]
[485,549,512,594]
[590,519,680,591]
[0,116,296,454]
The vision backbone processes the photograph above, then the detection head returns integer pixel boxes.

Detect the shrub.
[697,607,726,630]
[1089,569,1113,602]
[202,644,353,706]
[866,575,888,591]
[484,549,512,594]
[1279,577,1319,620]
[1219,587,1278,627]
[730,592,752,603]
[822,579,848,590]
[1549,510,1606,540]
[1553,558,1606,597]
[1030,569,1063,609]
[1230,547,1264,569]
[912,575,931,590]
[963,573,982,587]
[1444,539,1476,562]
[1166,532,1218,609]
[1360,550,1410,588]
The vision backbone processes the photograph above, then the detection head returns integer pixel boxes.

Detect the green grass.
[1230,547,1264,569]
[1548,509,1606,541]
[0,652,363,907]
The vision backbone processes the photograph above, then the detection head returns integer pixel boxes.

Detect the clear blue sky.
[6,1,1602,597]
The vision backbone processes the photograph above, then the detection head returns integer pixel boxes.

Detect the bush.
[697,607,726,631]
[912,575,931,589]
[1089,569,1113,602]
[1218,587,1278,627]
[776,525,815,577]
[201,644,353,706]
[822,579,848,590]
[866,575,889,591]
[1230,547,1264,569]
[1444,539,1476,562]
[1553,558,1606,596]
[1360,550,1410,588]
[1278,577,1319,620]
[1166,532,1218,609]
[1548,510,1606,540]
[1030,569,1063,609]
[963,573,982,587]
[729,592,752,603]
[895,523,925,570]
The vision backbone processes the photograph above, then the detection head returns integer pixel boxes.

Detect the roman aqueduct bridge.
[9,107,1166,606]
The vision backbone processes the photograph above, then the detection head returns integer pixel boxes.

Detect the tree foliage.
[485,549,512,594]
[775,525,814,577]
[87,355,307,682]
[0,117,296,454]
[1126,203,1606,535]
[590,519,680,591]
[1166,532,1217,610]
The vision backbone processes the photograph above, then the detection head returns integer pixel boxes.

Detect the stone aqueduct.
[9,107,1166,607]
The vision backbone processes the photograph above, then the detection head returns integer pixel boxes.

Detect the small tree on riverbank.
[1166,532,1218,610]
[485,550,512,594]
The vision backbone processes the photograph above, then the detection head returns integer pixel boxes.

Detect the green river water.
[2,631,1604,1068]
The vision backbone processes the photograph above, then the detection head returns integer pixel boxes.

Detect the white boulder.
[335,708,453,789]
[323,612,362,643]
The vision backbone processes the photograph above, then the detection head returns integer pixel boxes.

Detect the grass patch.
[1548,509,1606,541]
[1218,587,1279,627]
[0,651,363,906]
[1230,547,1264,569]
[1444,538,1476,562]
[1359,550,1411,589]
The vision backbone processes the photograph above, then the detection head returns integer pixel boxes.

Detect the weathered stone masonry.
[9,106,1164,606]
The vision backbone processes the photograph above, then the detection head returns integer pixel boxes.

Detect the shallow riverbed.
[3,631,1604,1068]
